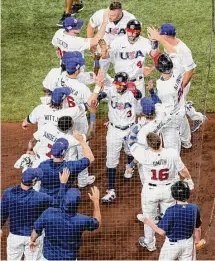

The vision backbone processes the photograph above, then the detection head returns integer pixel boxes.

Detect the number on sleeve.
[151,168,169,181]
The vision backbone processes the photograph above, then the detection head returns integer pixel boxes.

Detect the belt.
[148,183,171,187]
[110,122,134,131]
[169,238,190,243]
[130,76,143,82]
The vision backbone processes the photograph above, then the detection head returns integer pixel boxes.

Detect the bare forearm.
[179,166,191,179]
[87,24,96,38]
[182,70,195,89]
[194,227,201,244]
[31,229,39,242]
[159,37,176,54]
[144,218,166,236]
[93,200,101,226]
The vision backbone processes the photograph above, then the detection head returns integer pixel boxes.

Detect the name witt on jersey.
[43,131,58,142]
[153,159,167,166]
[111,100,132,110]
[120,50,144,60]
[44,115,58,123]
[57,38,68,48]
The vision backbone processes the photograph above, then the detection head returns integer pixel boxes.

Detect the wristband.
[93,85,101,94]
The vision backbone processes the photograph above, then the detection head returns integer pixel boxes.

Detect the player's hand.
[147,26,161,41]
[22,120,29,130]
[59,168,70,184]
[147,80,154,90]
[73,131,85,143]
[29,240,37,252]
[88,186,100,202]
[95,70,106,87]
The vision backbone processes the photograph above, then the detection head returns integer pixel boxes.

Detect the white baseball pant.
[159,236,194,260]
[7,233,43,260]
[141,183,175,247]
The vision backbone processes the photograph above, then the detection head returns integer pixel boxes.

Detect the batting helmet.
[113,72,129,94]
[126,19,141,42]
[58,116,74,132]
[155,53,173,74]
[171,181,190,202]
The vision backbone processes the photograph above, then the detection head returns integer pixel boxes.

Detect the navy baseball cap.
[51,87,71,105]
[65,58,84,74]
[51,138,69,158]
[160,23,176,36]
[63,17,84,31]
[22,168,43,185]
[62,51,85,65]
[140,97,155,115]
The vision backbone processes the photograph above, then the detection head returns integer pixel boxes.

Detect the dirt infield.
[1,114,215,260]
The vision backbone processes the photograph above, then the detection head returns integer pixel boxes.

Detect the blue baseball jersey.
[158,203,201,241]
[0,185,57,236]
[38,158,90,196]
[34,209,99,260]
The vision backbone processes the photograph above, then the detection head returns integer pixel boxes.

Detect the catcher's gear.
[126,81,138,96]
[14,154,36,172]
[98,39,109,59]
[155,53,173,74]
[126,19,141,42]
[113,72,129,94]
[171,181,190,202]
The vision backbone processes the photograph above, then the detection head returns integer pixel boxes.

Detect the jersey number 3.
[151,168,169,181]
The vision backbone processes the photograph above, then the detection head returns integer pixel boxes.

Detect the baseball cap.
[51,87,71,105]
[63,17,84,31]
[160,23,176,36]
[140,97,155,115]
[51,138,69,158]
[62,52,85,67]
[22,168,43,185]
[65,58,84,74]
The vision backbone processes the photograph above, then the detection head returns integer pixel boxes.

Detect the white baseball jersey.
[130,145,184,185]
[104,86,136,126]
[28,103,85,129]
[110,35,152,79]
[52,29,91,58]
[33,123,81,160]
[89,9,135,44]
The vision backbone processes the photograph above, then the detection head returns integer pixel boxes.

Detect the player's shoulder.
[47,67,61,76]
[176,39,191,53]
[122,10,136,19]
[163,147,179,157]
[138,36,151,45]
[54,28,64,36]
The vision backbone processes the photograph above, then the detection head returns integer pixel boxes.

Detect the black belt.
[148,183,171,187]
[169,238,190,243]
[130,76,143,82]
[110,122,134,131]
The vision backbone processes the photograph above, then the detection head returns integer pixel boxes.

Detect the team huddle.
[1,1,206,260]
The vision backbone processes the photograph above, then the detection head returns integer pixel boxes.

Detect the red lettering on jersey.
[67,96,76,108]
[127,110,132,117]
[46,143,53,158]
[151,168,169,181]
[57,48,66,58]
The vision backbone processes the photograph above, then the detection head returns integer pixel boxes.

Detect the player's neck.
[161,73,172,80]
[68,74,77,79]
[150,147,162,153]
[167,37,179,46]
[177,200,188,205]
[20,183,32,190]
[53,157,64,163]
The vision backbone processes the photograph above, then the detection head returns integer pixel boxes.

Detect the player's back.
[139,148,183,185]
[43,67,63,92]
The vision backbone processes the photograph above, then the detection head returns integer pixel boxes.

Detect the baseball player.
[104,19,160,95]
[38,133,95,196]
[127,131,194,252]
[99,72,142,203]
[52,10,109,60]
[0,167,69,260]
[87,1,136,78]
[159,23,206,133]
[30,186,101,261]
[143,180,202,260]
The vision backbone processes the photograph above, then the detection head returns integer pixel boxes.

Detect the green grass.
[2,0,215,121]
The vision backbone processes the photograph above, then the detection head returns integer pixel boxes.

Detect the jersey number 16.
[151,168,169,181]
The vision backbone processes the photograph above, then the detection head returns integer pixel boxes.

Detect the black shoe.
[70,3,84,16]
[56,13,70,27]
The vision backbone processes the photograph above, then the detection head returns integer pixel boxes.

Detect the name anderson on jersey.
[43,131,58,143]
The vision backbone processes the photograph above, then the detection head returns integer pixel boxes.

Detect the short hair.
[58,116,73,132]
[146,132,161,150]
[109,1,122,10]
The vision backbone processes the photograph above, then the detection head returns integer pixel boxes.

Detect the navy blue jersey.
[38,158,90,196]
[34,209,99,260]
[158,203,201,241]
[1,186,54,236]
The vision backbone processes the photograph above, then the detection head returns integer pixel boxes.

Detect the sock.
[107,168,116,190]
[127,155,134,165]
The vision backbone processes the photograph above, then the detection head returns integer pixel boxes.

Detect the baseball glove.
[98,39,109,59]
[14,154,36,172]
[196,239,206,250]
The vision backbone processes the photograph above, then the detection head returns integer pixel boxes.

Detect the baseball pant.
[159,236,194,260]
[7,233,43,260]
[106,125,132,169]
[141,183,175,247]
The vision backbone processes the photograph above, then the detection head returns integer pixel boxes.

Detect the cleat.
[191,116,207,133]
[70,2,84,16]
[56,13,71,27]
[139,237,156,252]
[124,164,134,179]
[181,142,192,149]
[102,189,116,203]
[78,175,95,188]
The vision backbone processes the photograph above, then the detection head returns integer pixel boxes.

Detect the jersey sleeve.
[28,105,41,124]
[89,10,103,28]
[172,150,185,172]
[176,45,196,72]
[73,37,91,51]
[1,189,10,228]
[129,143,148,163]
[51,30,59,48]
[144,38,153,55]
[34,210,49,235]
[195,205,202,228]
[85,217,99,231]
[66,158,90,175]
[158,208,174,233]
